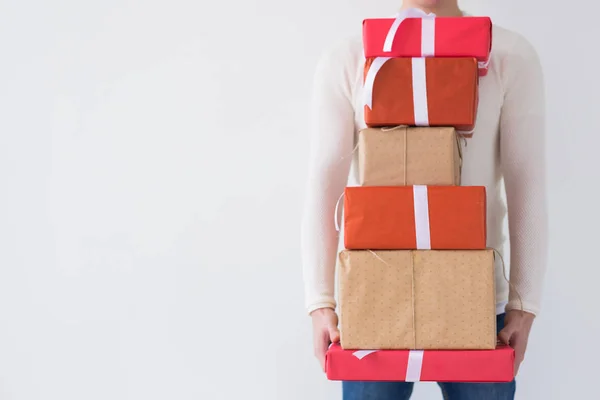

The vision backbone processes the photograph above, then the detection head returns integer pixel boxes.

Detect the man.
[301,1,547,398]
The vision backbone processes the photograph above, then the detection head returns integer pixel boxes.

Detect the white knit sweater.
[301,24,548,316]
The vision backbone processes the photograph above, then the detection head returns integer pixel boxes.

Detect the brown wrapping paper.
[358,127,462,186]
[338,250,496,350]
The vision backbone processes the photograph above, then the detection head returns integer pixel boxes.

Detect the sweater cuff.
[505,299,539,316]
[307,300,337,316]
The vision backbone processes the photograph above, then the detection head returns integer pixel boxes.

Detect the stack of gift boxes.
[325,11,515,383]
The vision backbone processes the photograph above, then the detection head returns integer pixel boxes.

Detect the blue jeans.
[343,314,516,400]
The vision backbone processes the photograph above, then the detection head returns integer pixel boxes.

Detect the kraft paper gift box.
[343,186,486,250]
[358,127,461,186]
[326,344,514,383]
[363,13,492,76]
[338,250,496,350]
[363,57,479,133]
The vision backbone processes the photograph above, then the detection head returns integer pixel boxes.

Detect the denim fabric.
[342,314,516,400]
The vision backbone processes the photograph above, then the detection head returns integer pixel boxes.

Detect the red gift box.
[363,15,492,76]
[326,344,514,383]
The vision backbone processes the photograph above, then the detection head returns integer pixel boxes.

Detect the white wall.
[0,0,597,399]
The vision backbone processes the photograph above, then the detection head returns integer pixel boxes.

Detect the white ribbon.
[478,57,491,70]
[420,18,436,57]
[334,192,345,232]
[383,8,436,53]
[413,185,431,250]
[363,57,391,110]
[352,350,378,360]
[405,350,424,382]
[411,58,430,126]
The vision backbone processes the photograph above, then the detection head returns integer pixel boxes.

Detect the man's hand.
[498,310,536,376]
[311,308,340,371]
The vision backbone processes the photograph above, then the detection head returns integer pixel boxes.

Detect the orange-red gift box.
[363,57,479,132]
[363,16,492,76]
[326,344,514,383]
[343,186,486,250]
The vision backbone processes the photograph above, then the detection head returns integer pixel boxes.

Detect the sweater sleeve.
[499,36,548,316]
[301,43,356,315]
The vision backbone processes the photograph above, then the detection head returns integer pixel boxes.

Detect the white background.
[0,0,598,399]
